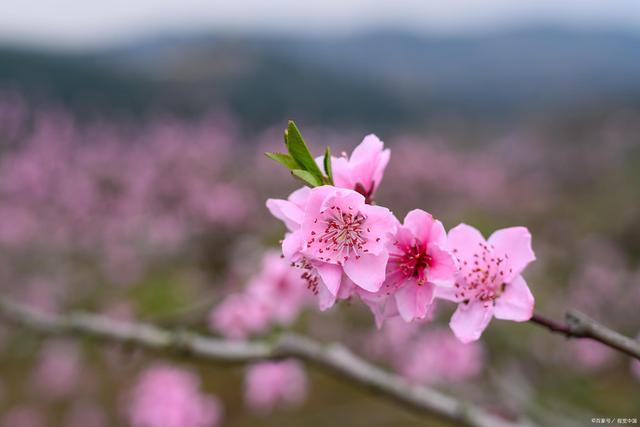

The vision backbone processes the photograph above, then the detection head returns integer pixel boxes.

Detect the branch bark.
[530,311,640,360]
[0,296,533,427]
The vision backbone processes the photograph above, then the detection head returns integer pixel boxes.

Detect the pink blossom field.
[0,91,638,427]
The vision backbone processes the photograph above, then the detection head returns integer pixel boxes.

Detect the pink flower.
[31,339,81,399]
[331,134,390,199]
[268,186,358,310]
[244,360,308,414]
[209,293,271,339]
[397,328,484,385]
[441,224,536,343]
[361,209,456,324]
[571,340,615,371]
[127,364,223,427]
[284,186,396,301]
[246,250,311,325]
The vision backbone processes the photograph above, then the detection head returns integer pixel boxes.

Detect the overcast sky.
[2,0,640,49]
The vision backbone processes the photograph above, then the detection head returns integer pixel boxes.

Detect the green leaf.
[285,121,324,181]
[265,152,301,170]
[291,169,322,187]
[323,146,334,185]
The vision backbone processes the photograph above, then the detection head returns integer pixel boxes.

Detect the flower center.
[390,241,432,285]
[309,205,368,264]
[453,242,513,306]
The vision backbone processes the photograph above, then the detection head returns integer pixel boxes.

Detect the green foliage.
[323,146,334,185]
[265,120,334,187]
[265,152,301,170]
[291,169,323,187]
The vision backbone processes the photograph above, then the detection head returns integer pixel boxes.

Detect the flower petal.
[403,209,434,243]
[488,226,536,280]
[450,302,494,343]
[349,134,387,192]
[315,263,342,296]
[359,290,397,329]
[317,283,337,311]
[282,232,303,260]
[343,252,388,292]
[288,186,311,208]
[266,199,304,231]
[330,157,353,189]
[395,283,434,322]
[493,275,535,321]
[427,244,457,287]
[448,223,486,260]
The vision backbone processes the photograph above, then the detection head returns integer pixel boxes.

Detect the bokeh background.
[1,1,639,426]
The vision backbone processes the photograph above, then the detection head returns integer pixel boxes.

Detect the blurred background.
[0,1,639,426]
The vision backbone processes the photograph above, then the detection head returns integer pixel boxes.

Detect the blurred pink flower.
[571,340,616,371]
[32,339,81,399]
[127,364,223,427]
[331,134,390,199]
[209,293,271,339]
[246,250,311,325]
[245,360,308,414]
[397,328,484,385]
[1,406,45,427]
[360,209,456,325]
[365,316,428,358]
[441,224,536,343]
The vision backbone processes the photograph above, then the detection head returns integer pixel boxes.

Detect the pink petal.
[288,186,311,208]
[372,148,390,192]
[488,226,535,280]
[494,275,534,321]
[330,157,352,189]
[447,223,486,260]
[266,199,303,231]
[351,134,384,164]
[317,283,337,311]
[434,285,458,302]
[395,283,434,322]
[450,302,494,343]
[315,263,342,296]
[282,232,303,260]
[361,204,397,254]
[348,134,387,192]
[343,252,388,292]
[320,188,365,213]
[403,209,434,243]
[359,290,396,329]
[337,276,357,299]
[428,244,457,286]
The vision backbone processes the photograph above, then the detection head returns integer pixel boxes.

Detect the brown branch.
[0,296,534,427]
[530,311,640,360]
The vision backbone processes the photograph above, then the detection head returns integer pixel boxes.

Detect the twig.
[0,296,533,427]
[530,311,640,360]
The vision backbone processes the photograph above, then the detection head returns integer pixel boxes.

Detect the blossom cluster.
[266,125,536,342]
[210,250,312,339]
[127,364,223,427]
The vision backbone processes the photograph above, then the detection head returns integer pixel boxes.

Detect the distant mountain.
[2,28,640,129]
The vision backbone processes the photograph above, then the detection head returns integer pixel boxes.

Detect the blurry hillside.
[2,28,640,130]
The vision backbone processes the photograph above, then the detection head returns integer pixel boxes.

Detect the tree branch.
[0,296,533,427]
[530,311,640,360]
